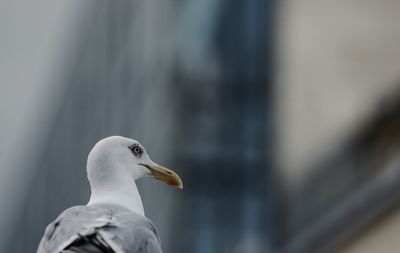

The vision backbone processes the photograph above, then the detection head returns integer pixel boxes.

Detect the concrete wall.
[277,0,400,187]
[337,207,400,253]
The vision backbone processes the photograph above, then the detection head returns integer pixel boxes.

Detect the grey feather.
[37,204,162,253]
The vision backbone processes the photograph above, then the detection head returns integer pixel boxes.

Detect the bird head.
[87,136,183,189]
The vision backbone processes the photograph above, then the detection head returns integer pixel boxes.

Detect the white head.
[87,136,183,190]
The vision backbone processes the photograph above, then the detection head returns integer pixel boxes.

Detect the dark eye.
[129,144,143,157]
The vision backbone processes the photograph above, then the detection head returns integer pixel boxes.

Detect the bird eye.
[129,144,143,157]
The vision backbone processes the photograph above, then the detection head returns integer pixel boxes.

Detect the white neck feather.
[86,164,145,216]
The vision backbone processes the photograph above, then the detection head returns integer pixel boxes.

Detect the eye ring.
[129,144,143,157]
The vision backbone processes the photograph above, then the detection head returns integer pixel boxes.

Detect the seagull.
[37,136,183,253]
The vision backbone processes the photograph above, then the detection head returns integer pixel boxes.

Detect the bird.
[37,136,183,253]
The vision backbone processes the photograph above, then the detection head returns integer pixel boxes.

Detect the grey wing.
[102,223,162,253]
[37,205,162,253]
[60,233,114,253]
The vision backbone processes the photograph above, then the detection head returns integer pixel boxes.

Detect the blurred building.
[2,1,400,253]
[277,1,400,253]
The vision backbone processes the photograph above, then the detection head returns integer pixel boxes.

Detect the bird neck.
[87,166,145,216]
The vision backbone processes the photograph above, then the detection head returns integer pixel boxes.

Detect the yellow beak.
[140,163,183,189]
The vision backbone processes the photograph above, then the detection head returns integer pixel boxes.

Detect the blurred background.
[1,0,400,253]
